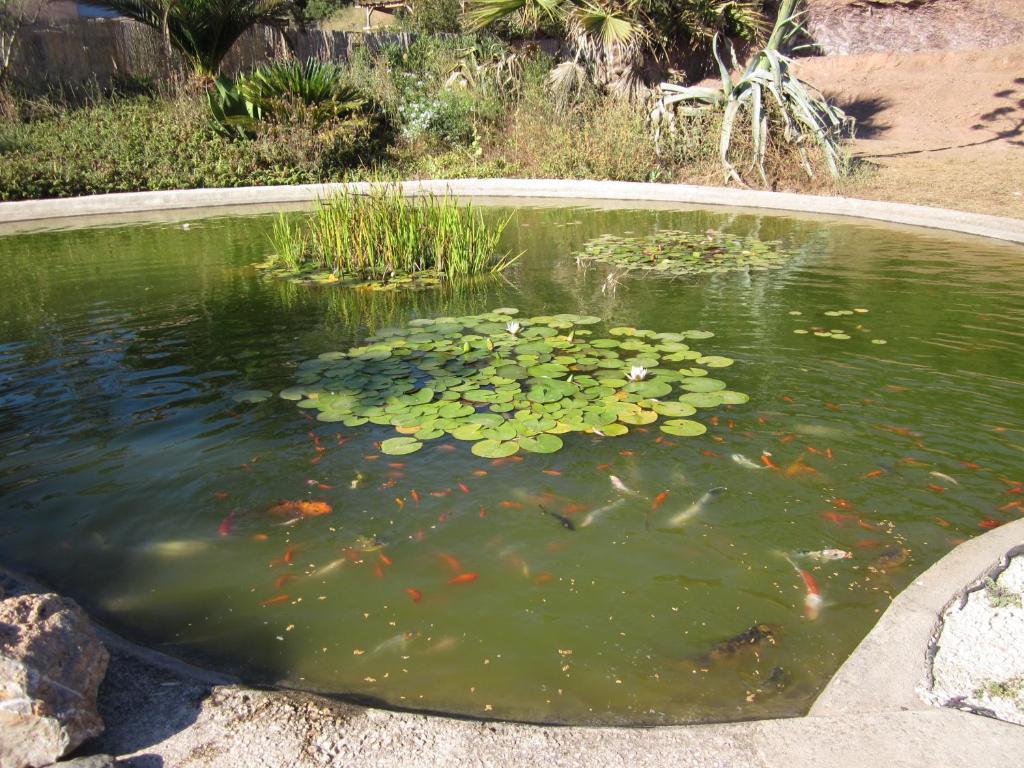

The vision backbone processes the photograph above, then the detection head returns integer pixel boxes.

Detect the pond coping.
[2,520,1022,766]
[0,179,1022,245]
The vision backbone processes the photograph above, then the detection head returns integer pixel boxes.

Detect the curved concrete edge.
[810,517,1024,718]
[0,179,1022,244]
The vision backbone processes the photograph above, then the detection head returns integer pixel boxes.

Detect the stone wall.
[7,19,413,91]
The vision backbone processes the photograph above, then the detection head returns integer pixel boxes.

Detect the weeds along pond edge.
[0,180,1022,246]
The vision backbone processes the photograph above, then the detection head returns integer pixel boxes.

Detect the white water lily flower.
[506,321,521,336]
[627,366,648,382]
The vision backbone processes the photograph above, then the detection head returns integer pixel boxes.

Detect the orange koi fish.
[824,403,841,411]
[479,507,487,518]
[619,450,636,457]
[405,587,422,603]
[655,436,675,446]
[979,518,1004,529]
[306,479,334,490]
[727,420,737,430]
[782,395,795,403]
[379,553,393,566]
[831,498,853,510]
[857,519,880,531]
[821,512,855,525]
[411,489,420,505]
[534,572,554,585]
[960,461,981,470]
[270,546,296,567]
[437,444,457,453]
[927,484,946,493]
[269,500,332,517]
[379,479,397,490]
[259,594,290,607]
[472,469,489,477]
[702,449,721,458]
[651,490,670,512]
[596,463,611,472]
[431,489,451,497]
[373,562,385,579]
[825,448,834,460]
[395,498,405,510]
[309,456,322,465]
[779,433,796,444]
[863,469,885,479]
[874,424,918,437]
[438,553,461,572]
[389,462,406,468]
[448,572,479,585]
[252,533,269,542]
[214,491,230,500]
[709,416,720,427]
[218,512,235,537]
[760,453,779,470]
[458,482,470,494]
[999,499,1023,512]
[542,469,562,476]
[274,574,296,590]
[499,501,524,509]
[757,415,768,425]
[491,455,524,466]
[438,512,448,523]
[932,517,951,528]
[364,454,379,461]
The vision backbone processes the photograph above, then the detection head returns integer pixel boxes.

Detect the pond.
[1,201,1022,726]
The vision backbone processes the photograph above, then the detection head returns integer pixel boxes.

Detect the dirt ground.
[795,44,1024,218]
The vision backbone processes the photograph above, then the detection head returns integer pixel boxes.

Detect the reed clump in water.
[265,186,517,288]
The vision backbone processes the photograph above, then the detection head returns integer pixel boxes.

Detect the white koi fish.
[579,498,626,528]
[731,453,764,470]
[667,487,727,527]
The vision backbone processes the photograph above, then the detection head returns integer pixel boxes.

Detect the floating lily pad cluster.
[575,229,794,276]
[282,309,748,456]
[790,307,886,343]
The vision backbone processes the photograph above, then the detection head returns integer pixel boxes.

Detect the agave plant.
[650,0,852,185]
[209,58,368,137]
[97,0,293,76]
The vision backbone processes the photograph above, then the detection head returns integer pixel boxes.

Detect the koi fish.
[274,574,296,590]
[539,505,576,531]
[214,491,230,500]
[251,533,268,542]
[472,470,489,477]
[217,512,235,536]
[979,518,1004,529]
[411,489,420,505]
[784,555,822,620]
[609,475,639,496]
[311,557,347,577]
[378,553,393,566]
[619,450,636,457]
[778,433,797,444]
[306,479,334,490]
[929,471,959,486]
[448,572,479,585]
[761,453,780,470]
[259,594,290,607]
[960,461,981,470]
[431,489,452,497]
[667,487,727,527]
[437,552,461,572]
[579,498,625,528]
[731,453,764,470]
[270,545,296,567]
[791,548,852,561]
[535,572,554,584]
[405,587,422,603]
[863,469,885,479]
[927,484,946,493]
[651,490,670,512]
[395,498,405,510]
[785,458,817,477]
[372,632,417,655]
[542,469,562,476]
[562,502,587,515]
[499,500,524,509]
[874,546,909,569]
[857,518,880,531]
[831,498,853,510]
[704,623,778,663]
[701,449,721,458]
[999,500,1023,512]
[268,500,332,517]
[821,512,855,525]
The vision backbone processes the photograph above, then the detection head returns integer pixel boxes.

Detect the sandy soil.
[795,44,1024,217]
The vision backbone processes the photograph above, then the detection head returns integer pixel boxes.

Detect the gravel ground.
[921,553,1024,724]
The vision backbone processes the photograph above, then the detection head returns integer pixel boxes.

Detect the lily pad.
[381,437,423,455]
[660,419,707,437]
[471,439,520,458]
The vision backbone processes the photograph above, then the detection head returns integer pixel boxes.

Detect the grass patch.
[975,676,1024,704]
[261,186,517,289]
[984,577,1022,609]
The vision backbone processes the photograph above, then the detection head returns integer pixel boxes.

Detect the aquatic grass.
[266,186,518,288]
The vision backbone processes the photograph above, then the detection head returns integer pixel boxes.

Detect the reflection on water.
[1,206,1023,725]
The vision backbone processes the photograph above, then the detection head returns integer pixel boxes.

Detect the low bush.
[0,94,385,200]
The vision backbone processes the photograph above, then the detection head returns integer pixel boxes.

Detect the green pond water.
[1,203,1022,725]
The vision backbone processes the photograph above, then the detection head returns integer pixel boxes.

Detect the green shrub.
[209,58,377,138]
[0,95,384,200]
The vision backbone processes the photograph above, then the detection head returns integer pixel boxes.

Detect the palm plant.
[650,0,852,185]
[97,0,293,77]
[467,0,766,98]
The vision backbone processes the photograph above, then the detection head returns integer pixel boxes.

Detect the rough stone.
[921,553,1024,724]
[44,756,116,768]
[0,592,110,768]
